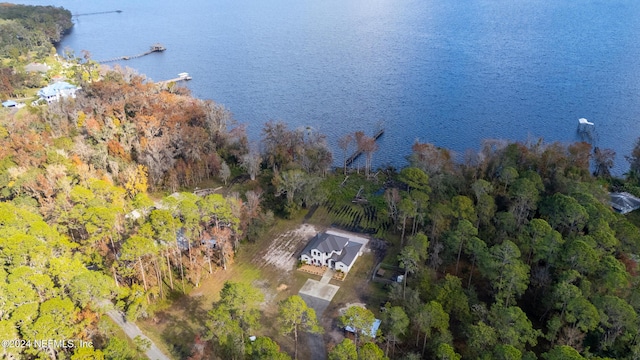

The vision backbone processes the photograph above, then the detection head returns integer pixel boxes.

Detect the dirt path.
[107,310,172,360]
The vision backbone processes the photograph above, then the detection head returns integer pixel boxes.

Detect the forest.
[0,3,73,99]
[2,3,640,360]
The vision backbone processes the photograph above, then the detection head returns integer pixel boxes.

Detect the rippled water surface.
[18,0,640,172]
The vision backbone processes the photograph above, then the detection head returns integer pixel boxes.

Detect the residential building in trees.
[299,230,368,273]
[37,81,80,103]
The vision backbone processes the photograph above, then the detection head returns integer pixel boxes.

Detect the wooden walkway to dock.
[74,10,122,17]
[345,128,384,167]
[98,44,166,63]
[156,72,193,86]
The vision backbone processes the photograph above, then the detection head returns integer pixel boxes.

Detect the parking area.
[298,274,340,304]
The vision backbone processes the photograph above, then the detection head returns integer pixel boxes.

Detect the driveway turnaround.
[299,278,340,302]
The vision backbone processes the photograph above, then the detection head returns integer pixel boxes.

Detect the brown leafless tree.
[241,151,262,181]
[338,133,354,174]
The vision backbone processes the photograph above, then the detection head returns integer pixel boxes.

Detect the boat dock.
[73,10,122,17]
[345,128,385,167]
[98,44,166,63]
[157,72,192,86]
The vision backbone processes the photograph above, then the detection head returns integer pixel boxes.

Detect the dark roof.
[318,233,349,253]
[301,233,349,256]
[610,192,640,214]
[330,241,363,267]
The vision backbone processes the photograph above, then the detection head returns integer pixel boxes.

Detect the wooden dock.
[74,10,122,17]
[98,44,166,63]
[345,128,384,167]
[156,72,193,86]
[193,187,222,197]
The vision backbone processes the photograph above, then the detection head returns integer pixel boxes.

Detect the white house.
[37,81,80,103]
[299,230,368,273]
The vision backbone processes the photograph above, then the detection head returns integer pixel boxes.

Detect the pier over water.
[73,10,122,17]
[156,73,193,87]
[345,128,385,167]
[98,44,166,64]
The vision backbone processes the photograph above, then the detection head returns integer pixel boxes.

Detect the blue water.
[17,0,640,173]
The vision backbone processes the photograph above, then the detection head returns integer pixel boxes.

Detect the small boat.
[578,118,594,126]
[178,72,192,80]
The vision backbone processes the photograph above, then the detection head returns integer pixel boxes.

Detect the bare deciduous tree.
[241,151,262,181]
[338,133,354,174]
[219,161,231,185]
[593,147,615,178]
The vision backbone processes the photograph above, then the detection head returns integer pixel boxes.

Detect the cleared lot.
[261,223,318,271]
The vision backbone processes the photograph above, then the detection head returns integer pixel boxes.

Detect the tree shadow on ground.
[157,293,208,358]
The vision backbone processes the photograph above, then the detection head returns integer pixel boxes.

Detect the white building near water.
[299,230,368,273]
[37,81,80,103]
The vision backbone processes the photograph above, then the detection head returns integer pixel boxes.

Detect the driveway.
[299,270,340,360]
[106,310,171,360]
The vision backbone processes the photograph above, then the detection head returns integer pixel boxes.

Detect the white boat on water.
[578,118,594,126]
[178,72,192,80]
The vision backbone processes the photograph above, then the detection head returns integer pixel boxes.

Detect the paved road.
[106,310,172,360]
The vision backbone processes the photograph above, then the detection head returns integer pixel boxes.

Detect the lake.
[16,0,640,173]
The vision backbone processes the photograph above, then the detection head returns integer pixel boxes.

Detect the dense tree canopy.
[3,5,640,359]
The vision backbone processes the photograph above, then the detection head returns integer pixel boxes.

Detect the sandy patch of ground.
[337,302,368,315]
[261,223,318,271]
[253,279,277,311]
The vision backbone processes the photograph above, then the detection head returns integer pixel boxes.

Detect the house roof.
[330,241,363,268]
[200,230,217,247]
[610,192,640,214]
[301,232,349,256]
[345,318,381,338]
[317,233,349,253]
[2,100,17,107]
[176,228,189,250]
[25,62,49,72]
[38,81,78,97]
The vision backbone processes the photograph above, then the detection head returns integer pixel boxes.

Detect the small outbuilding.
[2,100,17,108]
[345,318,382,339]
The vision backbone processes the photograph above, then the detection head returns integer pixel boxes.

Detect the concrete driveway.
[298,270,340,303]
